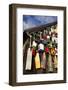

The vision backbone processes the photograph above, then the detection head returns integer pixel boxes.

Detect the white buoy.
[38,43,44,51]
[25,48,32,70]
[25,35,32,70]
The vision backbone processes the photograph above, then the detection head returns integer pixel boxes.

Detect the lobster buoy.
[53,55,58,69]
[50,48,56,56]
[35,51,40,69]
[48,54,53,72]
[32,48,36,56]
[25,35,32,70]
[41,52,46,69]
[45,47,49,54]
[25,48,32,70]
[38,43,44,52]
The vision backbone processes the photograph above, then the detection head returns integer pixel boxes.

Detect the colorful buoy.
[45,47,49,54]
[41,52,46,69]
[50,48,56,55]
[32,48,36,56]
[35,51,40,69]
[48,54,53,72]
[38,43,44,51]
[53,55,58,69]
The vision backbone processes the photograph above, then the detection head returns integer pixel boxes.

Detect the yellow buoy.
[35,51,40,69]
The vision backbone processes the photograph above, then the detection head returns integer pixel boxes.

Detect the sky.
[23,15,57,30]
